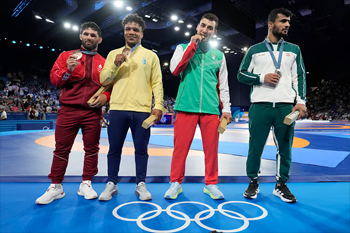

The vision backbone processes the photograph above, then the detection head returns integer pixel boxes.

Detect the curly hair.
[122,13,146,31]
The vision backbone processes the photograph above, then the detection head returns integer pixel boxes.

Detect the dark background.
[1,0,349,107]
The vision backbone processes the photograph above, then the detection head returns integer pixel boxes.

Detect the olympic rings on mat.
[112,201,268,233]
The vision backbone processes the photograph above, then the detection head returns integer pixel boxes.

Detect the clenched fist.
[67,55,79,72]
[191,34,204,44]
[264,73,281,86]
[114,54,127,67]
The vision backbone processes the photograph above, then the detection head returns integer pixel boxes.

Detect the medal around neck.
[72,50,82,60]
[275,69,282,77]
[122,48,131,58]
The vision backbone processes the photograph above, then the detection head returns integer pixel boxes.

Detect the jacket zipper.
[199,53,204,113]
[82,55,92,106]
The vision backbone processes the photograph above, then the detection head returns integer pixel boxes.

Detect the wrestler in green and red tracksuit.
[169,41,231,185]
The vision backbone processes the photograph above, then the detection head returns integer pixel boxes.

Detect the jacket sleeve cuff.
[65,67,73,74]
[102,92,111,102]
[154,104,165,112]
[296,100,306,105]
[259,73,265,84]
[111,63,119,72]
[222,105,231,113]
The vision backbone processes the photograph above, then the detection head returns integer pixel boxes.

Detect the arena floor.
[0,121,349,232]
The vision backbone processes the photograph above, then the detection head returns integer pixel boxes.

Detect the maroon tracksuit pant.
[48,106,102,183]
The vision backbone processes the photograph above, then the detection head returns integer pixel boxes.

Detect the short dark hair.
[122,13,146,31]
[80,22,102,37]
[268,8,292,23]
[201,13,219,30]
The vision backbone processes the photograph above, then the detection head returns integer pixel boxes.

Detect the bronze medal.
[72,50,82,60]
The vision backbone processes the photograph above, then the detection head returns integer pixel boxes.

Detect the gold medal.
[197,33,204,39]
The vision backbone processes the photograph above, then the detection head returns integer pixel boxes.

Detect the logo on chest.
[256,53,265,57]
[97,64,103,72]
[142,57,146,65]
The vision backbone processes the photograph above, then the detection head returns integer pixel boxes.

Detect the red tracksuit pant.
[170,111,220,185]
[48,106,102,183]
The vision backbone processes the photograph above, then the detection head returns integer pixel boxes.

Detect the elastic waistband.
[60,104,101,113]
[253,102,293,108]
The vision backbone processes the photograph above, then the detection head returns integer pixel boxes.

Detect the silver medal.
[275,69,282,77]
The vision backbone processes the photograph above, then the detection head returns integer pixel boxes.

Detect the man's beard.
[272,26,288,40]
[82,41,97,51]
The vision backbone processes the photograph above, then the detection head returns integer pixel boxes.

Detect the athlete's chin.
[281,33,289,39]
[83,43,97,51]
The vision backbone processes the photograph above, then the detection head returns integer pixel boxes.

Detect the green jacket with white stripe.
[237,38,307,105]
[170,42,231,115]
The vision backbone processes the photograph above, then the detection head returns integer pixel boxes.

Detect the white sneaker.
[204,184,224,200]
[77,180,98,200]
[135,182,152,201]
[35,184,65,205]
[99,181,118,201]
[164,182,182,199]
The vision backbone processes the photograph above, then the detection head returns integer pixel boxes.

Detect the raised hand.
[191,34,204,44]
[114,54,127,67]
[67,55,79,72]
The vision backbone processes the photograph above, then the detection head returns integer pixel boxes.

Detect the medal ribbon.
[264,38,284,70]
[81,50,97,56]
[125,43,141,53]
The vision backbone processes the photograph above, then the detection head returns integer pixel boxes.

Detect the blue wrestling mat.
[0,121,349,232]
[0,121,349,182]
[1,182,349,233]
[125,134,349,168]
[99,122,350,168]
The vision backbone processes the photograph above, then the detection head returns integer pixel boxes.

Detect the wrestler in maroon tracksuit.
[49,46,110,183]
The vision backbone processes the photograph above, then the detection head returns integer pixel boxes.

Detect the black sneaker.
[273,183,297,203]
[243,180,259,199]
